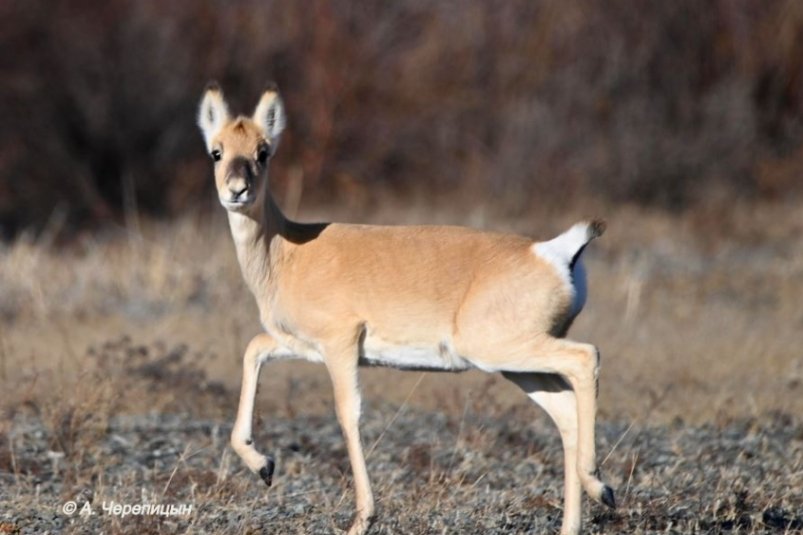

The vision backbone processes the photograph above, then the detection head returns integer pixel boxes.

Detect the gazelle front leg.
[325,345,375,535]
[231,333,279,486]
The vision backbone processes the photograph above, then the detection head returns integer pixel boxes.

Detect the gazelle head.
[197,83,286,212]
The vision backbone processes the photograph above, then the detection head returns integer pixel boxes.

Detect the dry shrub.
[1,1,803,238]
[0,336,229,484]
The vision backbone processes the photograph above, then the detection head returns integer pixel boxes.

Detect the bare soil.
[1,202,802,533]
[3,401,802,534]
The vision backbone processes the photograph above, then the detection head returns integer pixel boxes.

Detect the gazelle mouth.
[221,197,254,210]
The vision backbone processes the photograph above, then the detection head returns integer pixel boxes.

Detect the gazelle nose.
[227,179,248,199]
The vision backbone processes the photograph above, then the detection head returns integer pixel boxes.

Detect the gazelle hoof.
[346,516,373,535]
[259,458,275,487]
[601,485,616,509]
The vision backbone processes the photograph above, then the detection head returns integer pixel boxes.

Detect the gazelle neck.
[226,191,284,293]
[226,188,329,293]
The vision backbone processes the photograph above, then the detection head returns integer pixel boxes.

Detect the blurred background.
[1,0,802,430]
[2,4,803,531]
[2,0,802,239]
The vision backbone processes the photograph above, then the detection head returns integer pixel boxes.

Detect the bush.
[1,0,801,237]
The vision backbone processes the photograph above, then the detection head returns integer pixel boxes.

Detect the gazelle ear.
[252,83,286,149]
[198,82,230,151]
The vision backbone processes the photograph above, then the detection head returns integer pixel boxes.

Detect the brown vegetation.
[1,193,801,533]
[1,202,802,532]
[2,202,801,425]
[2,1,803,238]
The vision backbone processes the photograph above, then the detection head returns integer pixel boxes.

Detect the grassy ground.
[1,200,802,533]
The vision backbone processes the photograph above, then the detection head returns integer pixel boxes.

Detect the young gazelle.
[198,83,614,535]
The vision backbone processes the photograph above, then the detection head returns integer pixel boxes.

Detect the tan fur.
[198,85,612,535]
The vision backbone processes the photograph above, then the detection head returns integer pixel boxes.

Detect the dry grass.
[1,380,801,533]
[1,200,802,533]
[1,200,801,423]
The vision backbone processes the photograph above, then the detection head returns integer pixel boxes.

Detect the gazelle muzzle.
[224,156,256,204]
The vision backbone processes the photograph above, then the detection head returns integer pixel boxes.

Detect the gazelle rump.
[197,83,614,535]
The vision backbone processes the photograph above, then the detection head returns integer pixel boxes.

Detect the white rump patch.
[533,222,593,318]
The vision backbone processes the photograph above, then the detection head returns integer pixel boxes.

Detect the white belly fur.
[360,335,474,371]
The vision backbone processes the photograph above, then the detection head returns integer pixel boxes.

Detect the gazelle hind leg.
[231,333,279,485]
[502,372,582,535]
[564,342,614,508]
[497,339,614,508]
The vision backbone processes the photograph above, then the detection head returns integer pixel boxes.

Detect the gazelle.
[198,83,614,535]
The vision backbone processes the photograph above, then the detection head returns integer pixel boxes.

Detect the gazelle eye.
[257,146,270,164]
[211,149,222,162]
